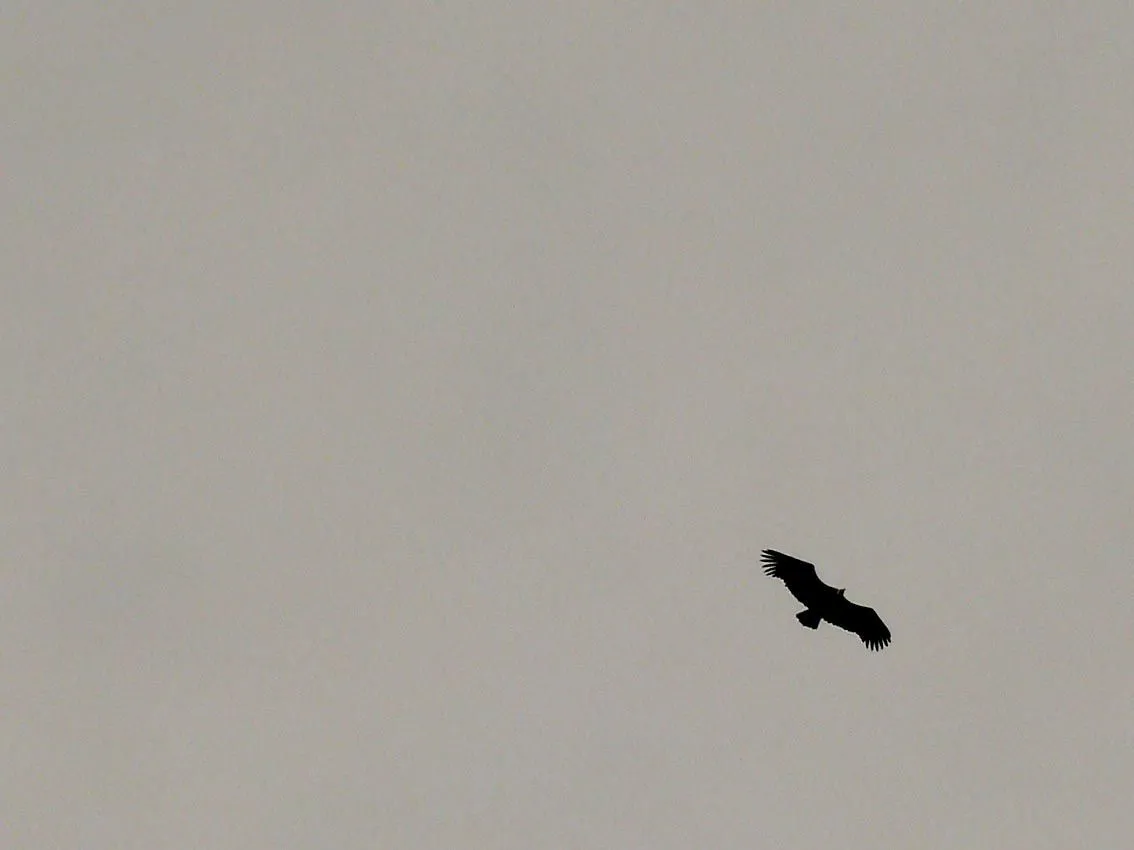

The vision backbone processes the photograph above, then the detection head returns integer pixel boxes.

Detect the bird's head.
[837,588,846,597]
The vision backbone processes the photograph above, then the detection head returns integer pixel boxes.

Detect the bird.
[761,549,891,650]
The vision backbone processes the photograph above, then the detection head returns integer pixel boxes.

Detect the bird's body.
[761,549,891,650]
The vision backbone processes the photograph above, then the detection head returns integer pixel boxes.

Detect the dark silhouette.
[761,549,891,650]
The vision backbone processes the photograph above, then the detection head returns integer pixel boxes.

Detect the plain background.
[5,3,1133,847]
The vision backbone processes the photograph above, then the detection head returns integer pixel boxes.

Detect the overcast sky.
[5,3,1133,847]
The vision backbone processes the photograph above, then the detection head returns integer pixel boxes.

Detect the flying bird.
[761,549,891,650]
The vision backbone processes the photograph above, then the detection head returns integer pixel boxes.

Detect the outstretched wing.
[823,598,891,651]
[761,549,838,608]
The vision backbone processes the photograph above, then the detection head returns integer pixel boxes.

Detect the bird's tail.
[796,609,822,629]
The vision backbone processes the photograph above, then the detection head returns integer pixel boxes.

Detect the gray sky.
[5,3,1133,847]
